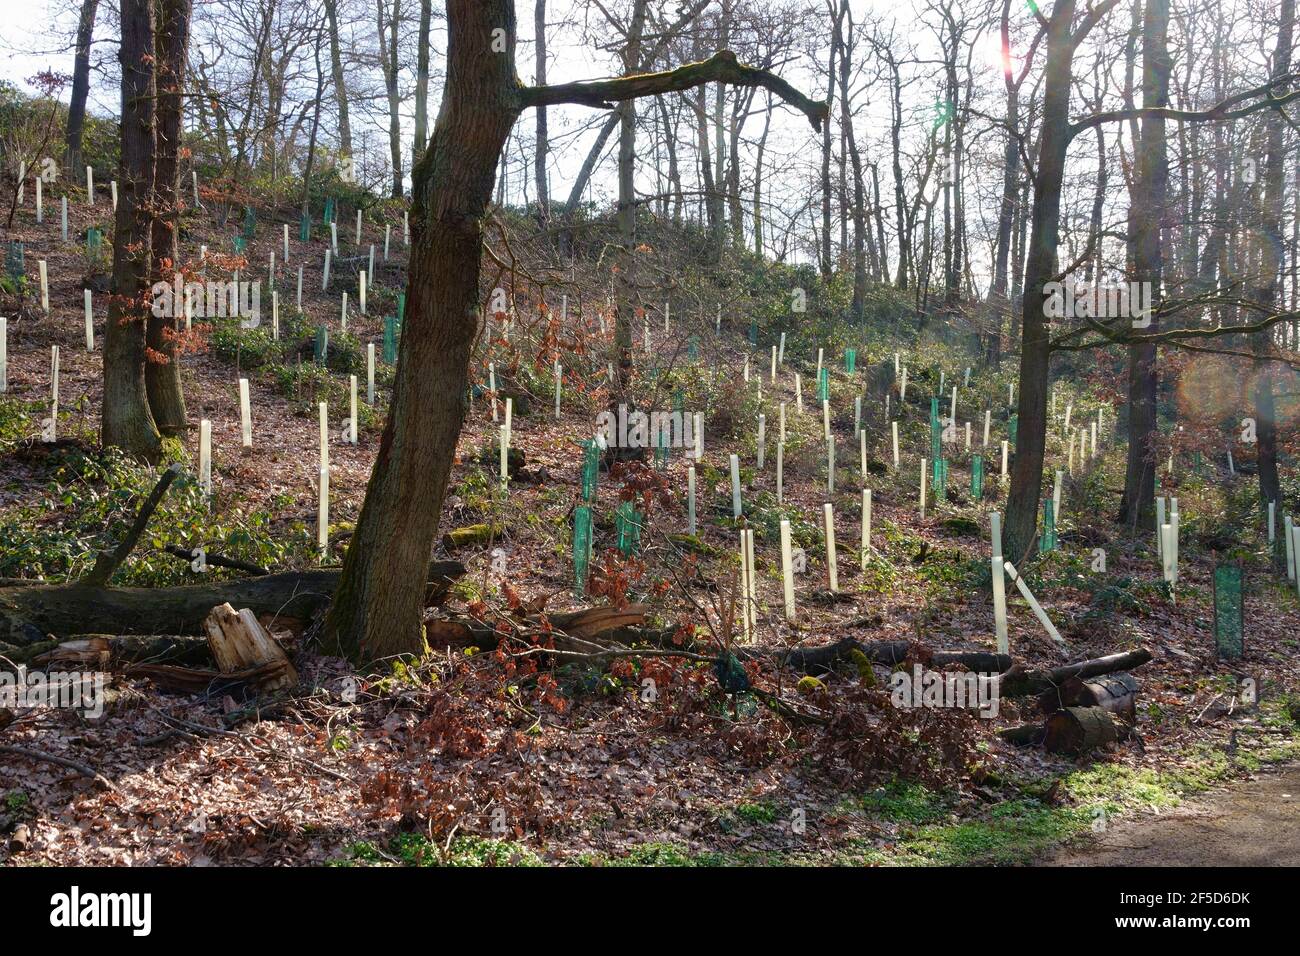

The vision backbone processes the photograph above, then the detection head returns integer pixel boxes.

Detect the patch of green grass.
[606,842,700,866]
[734,800,780,825]
[857,781,949,824]
[862,799,1090,866]
[341,834,542,867]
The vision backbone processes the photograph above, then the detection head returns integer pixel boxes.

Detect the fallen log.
[164,546,269,577]
[737,637,1011,675]
[1043,705,1121,755]
[997,722,1046,746]
[442,523,506,550]
[424,604,648,652]
[29,632,290,671]
[1041,672,1138,722]
[0,561,465,647]
[482,625,1012,677]
[1000,649,1153,698]
[124,659,290,695]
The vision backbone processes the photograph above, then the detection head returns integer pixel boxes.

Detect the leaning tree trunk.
[323,0,826,664]
[145,0,192,438]
[65,0,100,177]
[102,0,162,463]
[323,0,521,662]
[1004,0,1078,563]
[324,0,352,159]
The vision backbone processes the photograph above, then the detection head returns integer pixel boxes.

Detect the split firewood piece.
[202,603,298,692]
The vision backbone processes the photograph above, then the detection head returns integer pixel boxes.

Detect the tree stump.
[202,603,298,692]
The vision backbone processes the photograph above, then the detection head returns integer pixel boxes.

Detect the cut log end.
[1044,706,1119,756]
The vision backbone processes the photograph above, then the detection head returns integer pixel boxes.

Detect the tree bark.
[65,0,101,177]
[533,0,549,222]
[323,0,522,662]
[102,0,162,463]
[1248,0,1293,508]
[324,0,352,159]
[379,0,404,198]
[145,0,192,438]
[1119,0,1170,533]
[414,0,432,162]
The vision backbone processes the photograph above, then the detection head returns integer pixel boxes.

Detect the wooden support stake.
[1004,559,1064,644]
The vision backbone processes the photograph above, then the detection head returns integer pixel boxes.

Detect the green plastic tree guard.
[1213,564,1244,660]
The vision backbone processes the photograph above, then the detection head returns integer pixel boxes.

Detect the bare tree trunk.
[414,0,432,162]
[65,0,101,177]
[1249,0,1293,508]
[887,49,908,288]
[663,96,683,224]
[989,0,1021,366]
[1119,0,1170,533]
[102,0,162,463]
[838,1,866,320]
[379,0,404,198]
[324,0,352,158]
[613,0,649,392]
[145,0,192,438]
[324,0,520,662]
[301,25,326,223]
[323,1,826,662]
[1005,0,1091,561]
[819,9,838,277]
[871,163,888,281]
[533,0,549,222]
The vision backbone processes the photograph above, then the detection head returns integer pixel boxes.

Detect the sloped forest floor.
[1,192,1299,866]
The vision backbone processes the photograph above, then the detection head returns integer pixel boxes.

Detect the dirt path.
[1046,764,1300,866]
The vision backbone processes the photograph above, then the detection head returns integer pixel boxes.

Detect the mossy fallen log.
[0,561,465,647]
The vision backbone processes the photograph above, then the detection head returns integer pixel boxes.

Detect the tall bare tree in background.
[64,0,100,176]
[1249,0,1294,509]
